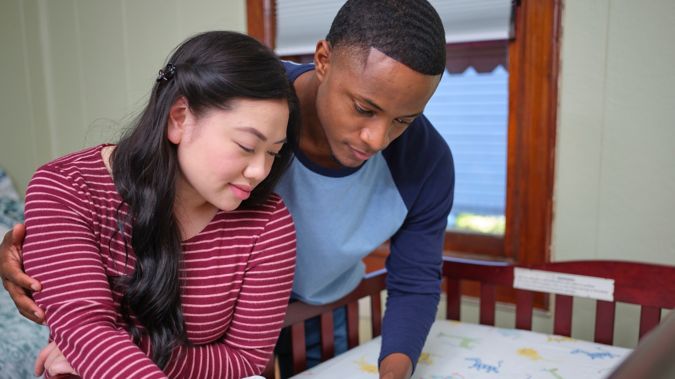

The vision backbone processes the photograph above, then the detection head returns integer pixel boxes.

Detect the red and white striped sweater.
[23,145,296,379]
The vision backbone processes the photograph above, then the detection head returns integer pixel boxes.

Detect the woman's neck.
[102,145,216,241]
[173,174,218,240]
[101,145,115,174]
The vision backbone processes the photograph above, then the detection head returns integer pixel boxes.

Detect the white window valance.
[276,0,512,56]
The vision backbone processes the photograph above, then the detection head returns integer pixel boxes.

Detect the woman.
[22,31,298,378]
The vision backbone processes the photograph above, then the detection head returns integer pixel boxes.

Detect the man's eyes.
[354,104,374,116]
[394,118,413,125]
[355,103,414,126]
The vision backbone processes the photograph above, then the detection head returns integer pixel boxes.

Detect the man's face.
[314,45,441,167]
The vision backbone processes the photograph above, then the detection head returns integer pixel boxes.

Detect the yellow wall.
[0,0,246,194]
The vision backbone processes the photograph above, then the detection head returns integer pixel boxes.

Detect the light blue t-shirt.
[278,61,455,367]
[276,150,407,304]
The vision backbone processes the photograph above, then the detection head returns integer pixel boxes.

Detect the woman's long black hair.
[111,31,299,368]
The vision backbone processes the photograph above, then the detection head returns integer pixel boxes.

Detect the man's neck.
[293,70,342,169]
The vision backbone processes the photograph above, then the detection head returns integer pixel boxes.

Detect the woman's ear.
[167,97,189,144]
[314,40,332,81]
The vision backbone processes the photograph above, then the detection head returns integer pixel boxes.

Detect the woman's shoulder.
[240,193,287,212]
[227,193,292,226]
[265,192,285,208]
[28,144,115,198]
[188,194,293,247]
[36,144,111,177]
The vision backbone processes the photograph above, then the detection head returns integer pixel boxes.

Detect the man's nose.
[360,121,390,152]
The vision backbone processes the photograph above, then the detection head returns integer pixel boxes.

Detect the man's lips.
[350,146,374,161]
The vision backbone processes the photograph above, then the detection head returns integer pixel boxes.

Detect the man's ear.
[167,97,190,144]
[314,40,332,81]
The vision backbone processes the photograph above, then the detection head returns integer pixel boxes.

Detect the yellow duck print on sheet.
[355,356,378,373]
[418,352,434,366]
[517,347,543,361]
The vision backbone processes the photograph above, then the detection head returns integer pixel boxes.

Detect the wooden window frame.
[246,0,562,266]
[246,0,276,49]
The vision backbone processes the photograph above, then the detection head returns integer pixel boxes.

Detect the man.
[0,1,454,378]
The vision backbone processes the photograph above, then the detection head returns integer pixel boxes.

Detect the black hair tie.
[156,63,176,82]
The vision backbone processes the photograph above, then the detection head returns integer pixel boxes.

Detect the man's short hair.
[326,0,447,76]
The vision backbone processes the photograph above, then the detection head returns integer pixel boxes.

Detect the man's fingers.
[1,228,15,246]
[3,269,41,292]
[10,223,26,244]
[0,224,25,258]
[0,223,44,325]
[19,306,45,324]
[1,231,37,291]
[11,286,45,324]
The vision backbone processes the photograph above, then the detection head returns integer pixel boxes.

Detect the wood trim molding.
[444,231,504,257]
[444,0,561,265]
[503,0,562,265]
[246,0,276,48]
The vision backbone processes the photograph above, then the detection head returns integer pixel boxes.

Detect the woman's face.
[168,97,289,212]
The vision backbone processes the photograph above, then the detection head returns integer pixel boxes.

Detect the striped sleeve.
[23,165,167,379]
[166,198,297,379]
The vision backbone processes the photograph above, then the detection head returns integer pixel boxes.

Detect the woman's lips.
[230,184,252,200]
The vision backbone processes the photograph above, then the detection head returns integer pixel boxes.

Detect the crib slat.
[291,323,306,374]
[479,283,496,326]
[554,294,573,336]
[515,289,533,330]
[446,278,461,321]
[346,301,359,348]
[595,300,615,344]
[319,312,334,361]
[639,306,661,340]
[371,291,382,337]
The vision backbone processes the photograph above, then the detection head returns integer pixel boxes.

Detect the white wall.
[4,1,672,258]
[553,0,675,266]
[454,0,675,349]
[549,0,675,346]
[0,0,246,194]
[2,0,673,349]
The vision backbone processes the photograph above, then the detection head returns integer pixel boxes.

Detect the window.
[426,40,509,235]
[246,0,561,265]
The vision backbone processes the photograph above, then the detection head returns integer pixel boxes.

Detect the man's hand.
[0,224,45,323]
[35,341,78,378]
[379,353,413,379]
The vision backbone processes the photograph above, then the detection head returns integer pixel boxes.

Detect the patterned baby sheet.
[291,320,631,379]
